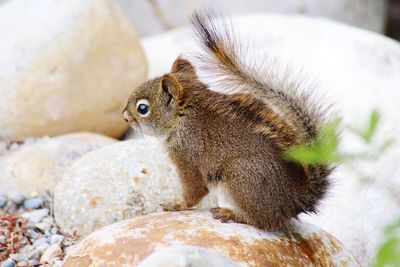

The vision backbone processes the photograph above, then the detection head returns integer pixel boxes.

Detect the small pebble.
[50,227,58,235]
[36,243,50,254]
[26,229,39,239]
[0,195,7,208]
[28,259,39,266]
[9,254,26,263]
[52,259,63,267]
[0,235,6,243]
[23,197,43,209]
[35,222,51,232]
[27,249,41,260]
[50,234,64,245]
[21,208,49,224]
[8,192,25,205]
[1,259,15,267]
[33,237,48,248]
[40,244,62,265]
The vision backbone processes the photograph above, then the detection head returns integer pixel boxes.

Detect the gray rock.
[0,195,7,208]
[26,229,39,239]
[28,259,39,266]
[0,235,6,243]
[8,192,24,205]
[32,237,48,248]
[50,234,64,245]
[9,254,25,262]
[21,208,48,224]
[1,259,15,267]
[23,197,43,209]
[27,249,41,261]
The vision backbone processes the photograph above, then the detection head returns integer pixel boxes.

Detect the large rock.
[62,211,359,266]
[138,246,242,267]
[54,137,181,237]
[139,15,400,265]
[116,0,386,36]
[0,0,147,139]
[0,133,116,197]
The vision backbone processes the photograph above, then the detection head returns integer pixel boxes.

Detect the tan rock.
[62,211,360,267]
[54,137,181,237]
[0,0,147,139]
[0,132,116,196]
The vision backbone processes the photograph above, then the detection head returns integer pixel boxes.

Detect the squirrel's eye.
[136,99,150,117]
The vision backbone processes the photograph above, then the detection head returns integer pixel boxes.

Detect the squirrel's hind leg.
[222,157,294,231]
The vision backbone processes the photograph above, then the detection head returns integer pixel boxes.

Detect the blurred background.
[111,0,400,40]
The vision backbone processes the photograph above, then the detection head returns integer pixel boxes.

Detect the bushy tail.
[191,11,328,143]
[191,11,332,210]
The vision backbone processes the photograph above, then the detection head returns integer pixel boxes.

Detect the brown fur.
[123,12,332,230]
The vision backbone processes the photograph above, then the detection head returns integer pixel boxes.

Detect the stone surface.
[138,246,242,267]
[0,132,117,197]
[140,15,400,265]
[0,0,147,139]
[62,211,359,267]
[54,137,181,237]
[116,0,386,36]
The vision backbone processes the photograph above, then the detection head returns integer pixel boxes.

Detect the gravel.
[0,193,77,266]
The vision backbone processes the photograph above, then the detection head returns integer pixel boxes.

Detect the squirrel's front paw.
[161,202,184,212]
[211,207,240,223]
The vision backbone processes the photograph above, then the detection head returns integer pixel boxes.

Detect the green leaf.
[374,238,400,267]
[374,218,400,267]
[363,110,379,142]
[283,118,342,165]
[349,110,380,143]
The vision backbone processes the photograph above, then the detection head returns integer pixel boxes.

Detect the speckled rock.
[0,133,116,197]
[62,211,359,267]
[141,15,400,265]
[0,0,147,139]
[54,137,181,237]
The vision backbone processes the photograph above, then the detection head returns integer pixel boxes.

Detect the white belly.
[197,183,238,210]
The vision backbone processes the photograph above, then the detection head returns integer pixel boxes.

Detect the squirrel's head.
[123,57,202,135]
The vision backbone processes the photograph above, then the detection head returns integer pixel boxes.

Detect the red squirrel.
[123,12,332,230]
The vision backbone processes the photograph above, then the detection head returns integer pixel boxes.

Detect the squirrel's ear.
[171,57,197,78]
[161,75,184,100]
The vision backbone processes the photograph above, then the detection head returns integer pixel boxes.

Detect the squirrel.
[122,12,333,230]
